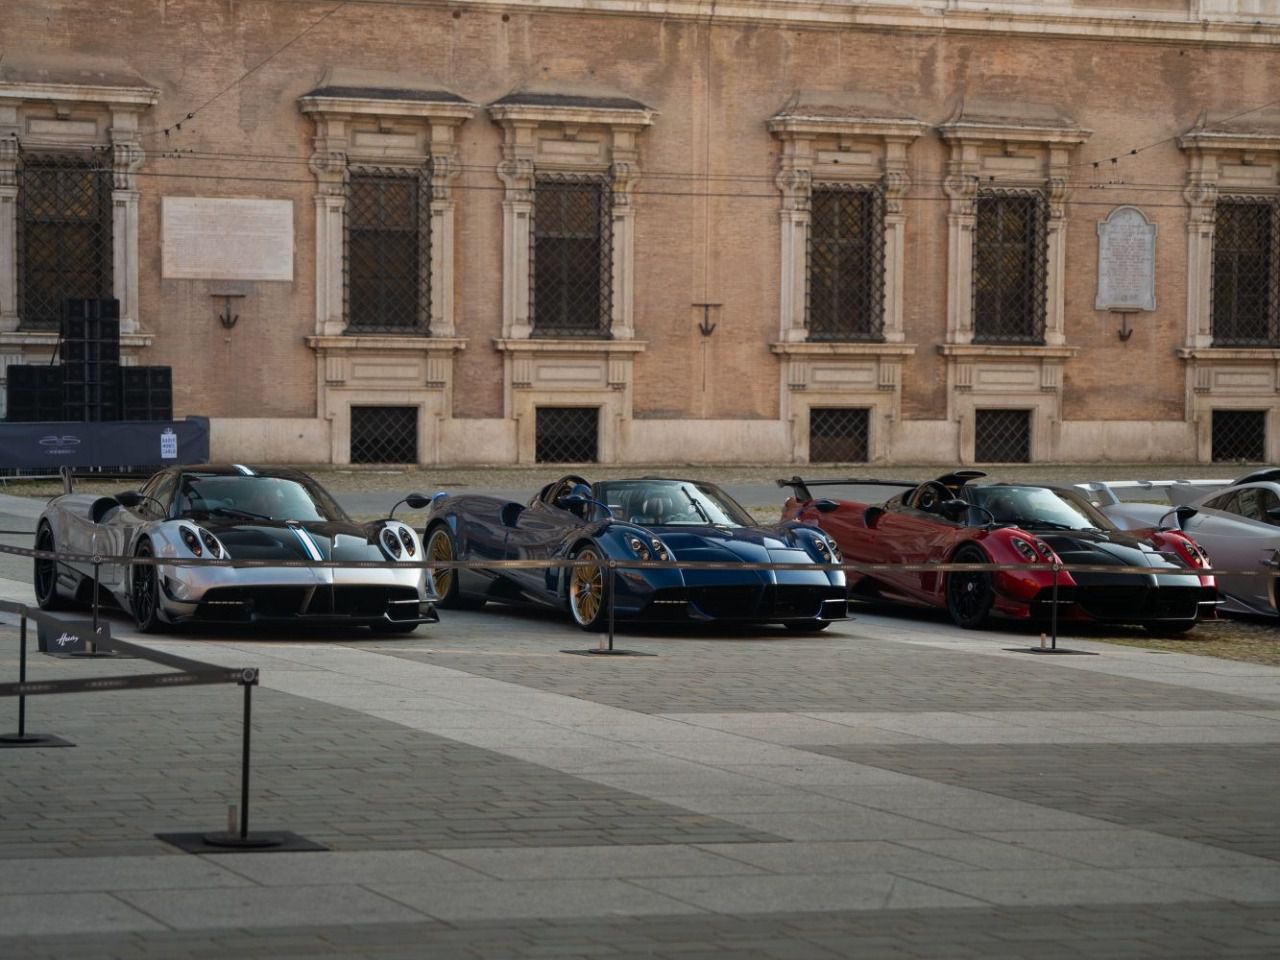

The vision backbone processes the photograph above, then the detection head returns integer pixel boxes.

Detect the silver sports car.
[1077,468,1280,618]
[34,464,438,633]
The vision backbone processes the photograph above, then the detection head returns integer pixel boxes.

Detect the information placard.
[162,197,294,281]
[1096,206,1156,312]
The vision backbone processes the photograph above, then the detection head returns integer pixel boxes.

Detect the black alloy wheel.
[131,540,164,633]
[33,523,67,610]
[945,544,996,629]
[425,525,485,609]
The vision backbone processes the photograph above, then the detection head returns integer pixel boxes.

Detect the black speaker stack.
[4,298,172,422]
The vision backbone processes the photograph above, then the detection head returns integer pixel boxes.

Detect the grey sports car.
[1078,468,1280,618]
[34,464,438,633]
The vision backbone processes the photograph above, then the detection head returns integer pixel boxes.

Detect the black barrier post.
[0,614,73,748]
[70,559,117,658]
[196,669,287,849]
[1050,562,1060,651]
[607,560,616,652]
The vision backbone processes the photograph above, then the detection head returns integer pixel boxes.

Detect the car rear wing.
[776,476,918,503]
[1072,478,1228,509]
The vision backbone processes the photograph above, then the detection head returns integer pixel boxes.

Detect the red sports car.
[779,471,1217,633]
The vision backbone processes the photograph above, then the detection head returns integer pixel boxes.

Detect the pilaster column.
[497,126,536,340]
[1183,171,1218,350]
[609,146,641,339]
[309,141,348,336]
[774,142,812,343]
[1043,155,1071,346]
[429,133,463,337]
[109,110,145,335]
[943,154,979,345]
[881,137,912,344]
[0,135,17,334]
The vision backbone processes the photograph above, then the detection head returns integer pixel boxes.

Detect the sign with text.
[0,417,209,470]
[1096,206,1156,312]
[162,197,294,281]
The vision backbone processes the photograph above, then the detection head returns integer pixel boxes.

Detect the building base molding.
[494,337,647,464]
[305,335,466,465]
[771,341,915,463]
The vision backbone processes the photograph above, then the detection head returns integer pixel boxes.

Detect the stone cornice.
[0,330,154,348]
[767,115,928,140]
[298,95,477,124]
[494,338,647,353]
[306,336,468,352]
[938,122,1091,147]
[770,341,916,357]
[938,343,1079,360]
[407,1,1280,47]
[0,81,158,107]
[488,103,656,129]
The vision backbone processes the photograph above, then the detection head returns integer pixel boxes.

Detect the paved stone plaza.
[1,492,1279,958]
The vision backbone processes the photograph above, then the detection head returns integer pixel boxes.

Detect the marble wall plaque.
[1096,205,1156,311]
[162,197,294,281]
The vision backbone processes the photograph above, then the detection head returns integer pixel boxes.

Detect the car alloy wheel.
[132,540,163,633]
[33,523,66,610]
[568,546,607,631]
[945,544,995,629]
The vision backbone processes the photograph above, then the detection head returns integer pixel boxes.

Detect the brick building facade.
[2,0,1279,465]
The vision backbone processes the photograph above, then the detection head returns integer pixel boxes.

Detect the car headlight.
[1010,537,1039,562]
[381,528,403,559]
[826,538,842,563]
[625,534,652,560]
[1032,540,1054,561]
[199,529,223,557]
[649,537,670,561]
[179,525,203,557]
[397,527,416,557]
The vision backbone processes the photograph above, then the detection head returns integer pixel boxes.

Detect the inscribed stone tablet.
[162,197,294,281]
[1096,206,1156,311]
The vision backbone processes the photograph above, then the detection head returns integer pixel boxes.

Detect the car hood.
[646,525,812,562]
[193,518,386,562]
[1032,529,1188,571]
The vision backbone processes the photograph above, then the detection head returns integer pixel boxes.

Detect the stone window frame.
[0,78,155,339]
[939,112,1089,348]
[1177,116,1280,463]
[488,94,656,342]
[298,86,477,339]
[768,111,926,345]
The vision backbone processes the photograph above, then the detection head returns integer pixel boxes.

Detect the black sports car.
[422,474,848,631]
[35,464,438,633]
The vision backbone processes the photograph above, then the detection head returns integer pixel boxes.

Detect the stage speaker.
[119,366,173,421]
[5,364,65,422]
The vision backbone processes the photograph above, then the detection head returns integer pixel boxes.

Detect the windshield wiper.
[1015,519,1075,531]
[680,486,713,524]
[209,505,272,521]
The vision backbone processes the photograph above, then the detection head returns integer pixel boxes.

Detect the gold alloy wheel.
[427,528,455,600]
[569,547,604,628]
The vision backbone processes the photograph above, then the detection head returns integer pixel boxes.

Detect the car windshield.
[968,485,1115,532]
[596,480,755,527]
[175,474,347,522]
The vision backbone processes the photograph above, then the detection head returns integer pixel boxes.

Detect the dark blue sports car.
[422,475,848,631]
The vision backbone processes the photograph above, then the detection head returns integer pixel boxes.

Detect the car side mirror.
[404,493,432,510]
[813,499,839,513]
[940,499,970,522]
[500,502,525,527]
[1173,505,1198,529]
[864,505,885,529]
[115,491,143,508]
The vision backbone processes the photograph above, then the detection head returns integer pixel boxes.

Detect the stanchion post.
[16,616,26,738]
[89,560,101,650]
[237,671,255,840]
[607,560,617,653]
[1050,562,1060,651]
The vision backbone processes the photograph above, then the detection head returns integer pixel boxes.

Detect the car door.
[1181,486,1280,614]
[504,499,584,599]
[863,497,952,602]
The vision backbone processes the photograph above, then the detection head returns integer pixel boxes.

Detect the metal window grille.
[973,191,1047,344]
[535,407,599,463]
[345,166,431,334]
[531,174,613,338]
[974,409,1031,463]
[809,407,870,463]
[1212,198,1280,347]
[350,406,418,464]
[16,148,114,331]
[807,185,885,341]
[1211,409,1267,463]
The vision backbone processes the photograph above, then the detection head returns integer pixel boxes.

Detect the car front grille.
[1074,585,1211,623]
[197,586,420,622]
[647,585,842,621]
